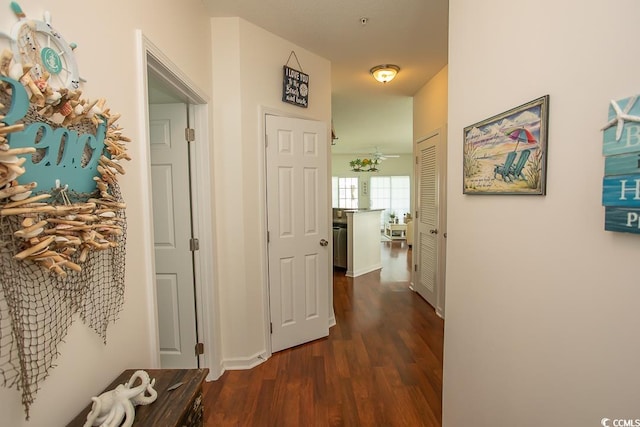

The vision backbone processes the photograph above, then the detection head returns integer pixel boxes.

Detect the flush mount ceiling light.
[370,64,400,83]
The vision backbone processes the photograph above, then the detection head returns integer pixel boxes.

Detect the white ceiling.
[200,0,449,155]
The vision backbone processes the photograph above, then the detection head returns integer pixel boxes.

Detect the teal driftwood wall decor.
[0,2,131,418]
[601,94,640,233]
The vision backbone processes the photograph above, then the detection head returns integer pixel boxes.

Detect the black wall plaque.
[282,65,309,108]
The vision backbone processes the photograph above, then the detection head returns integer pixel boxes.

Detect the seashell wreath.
[0,48,130,277]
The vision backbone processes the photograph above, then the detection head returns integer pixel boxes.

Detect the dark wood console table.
[67,368,209,427]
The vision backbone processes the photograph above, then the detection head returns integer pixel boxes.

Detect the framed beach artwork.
[463,95,549,195]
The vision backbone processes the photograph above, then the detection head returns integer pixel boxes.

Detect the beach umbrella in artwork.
[505,127,536,152]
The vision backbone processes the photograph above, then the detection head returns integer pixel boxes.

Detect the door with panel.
[266,115,330,353]
[149,103,198,368]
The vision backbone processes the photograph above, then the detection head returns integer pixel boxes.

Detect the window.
[370,176,410,227]
[332,177,359,208]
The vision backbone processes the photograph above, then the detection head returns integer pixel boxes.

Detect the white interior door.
[415,132,445,311]
[266,115,329,353]
[149,103,198,368]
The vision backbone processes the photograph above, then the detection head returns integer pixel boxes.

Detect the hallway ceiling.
[202,0,449,155]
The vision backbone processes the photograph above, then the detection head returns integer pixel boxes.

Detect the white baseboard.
[221,351,269,371]
[205,362,225,382]
[346,264,382,278]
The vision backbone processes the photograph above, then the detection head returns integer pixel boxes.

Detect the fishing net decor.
[0,49,130,418]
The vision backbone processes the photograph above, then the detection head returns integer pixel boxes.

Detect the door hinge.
[267,231,270,243]
[195,342,204,356]
[189,238,200,251]
[415,211,419,219]
[196,342,204,356]
[265,134,268,147]
[416,156,419,164]
[414,264,418,272]
[185,127,195,142]
[270,322,273,334]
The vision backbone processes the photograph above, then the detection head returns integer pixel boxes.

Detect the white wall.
[211,18,332,366]
[445,1,640,425]
[0,0,212,426]
[414,65,448,139]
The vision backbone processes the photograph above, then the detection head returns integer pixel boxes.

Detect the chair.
[508,149,531,181]
[493,151,517,181]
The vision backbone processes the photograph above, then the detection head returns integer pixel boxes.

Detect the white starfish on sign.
[601,95,640,141]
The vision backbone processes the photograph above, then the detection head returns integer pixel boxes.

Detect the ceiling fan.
[370,148,400,161]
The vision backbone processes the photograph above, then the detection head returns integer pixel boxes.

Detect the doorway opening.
[138,32,218,375]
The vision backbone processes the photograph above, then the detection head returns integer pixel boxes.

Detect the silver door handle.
[429,229,438,234]
[320,239,329,246]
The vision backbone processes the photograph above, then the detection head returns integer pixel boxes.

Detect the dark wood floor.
[203,241,444,427]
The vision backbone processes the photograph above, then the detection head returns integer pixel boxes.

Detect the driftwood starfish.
[602,96,640,141]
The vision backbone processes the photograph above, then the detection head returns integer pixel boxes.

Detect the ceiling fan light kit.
[370,64,400,83]
[371,148,400,160]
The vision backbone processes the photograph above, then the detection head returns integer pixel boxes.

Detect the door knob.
[429,229,438,234]
[320,239,329,246]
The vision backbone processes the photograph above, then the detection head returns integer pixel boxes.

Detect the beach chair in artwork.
[508,149,531,181]
[493,151,517,181]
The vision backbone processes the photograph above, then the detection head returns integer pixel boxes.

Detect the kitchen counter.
[342,209,383,277]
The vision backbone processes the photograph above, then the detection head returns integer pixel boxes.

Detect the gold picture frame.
[463,95,549,195]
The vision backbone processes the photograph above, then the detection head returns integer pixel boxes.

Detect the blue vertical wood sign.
[601,95,640,233]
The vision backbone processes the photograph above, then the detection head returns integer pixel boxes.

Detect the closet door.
[415,130,446,317]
